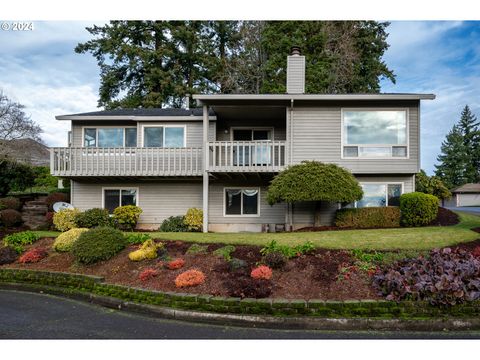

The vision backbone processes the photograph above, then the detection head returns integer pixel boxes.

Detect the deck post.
[202,105,209,233]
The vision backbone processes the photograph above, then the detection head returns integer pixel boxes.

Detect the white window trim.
[340,108,410,160]
[229,127,275,141]
[140,123,187,148]
[101,187,140,211]
[82,126,138,147]
[352,182,404,208]
[223,187,261,217]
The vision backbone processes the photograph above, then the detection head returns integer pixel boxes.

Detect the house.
[50,48,435,232]
[443,183,480,207]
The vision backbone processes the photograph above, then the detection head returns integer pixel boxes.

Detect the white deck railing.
[51,147,203,177]
[206,141,287,172]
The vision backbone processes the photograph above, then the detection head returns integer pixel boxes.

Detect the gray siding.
[71,180,202,225]
[286,55,306,94]
[289,103,419,174]
[216,118,286,141]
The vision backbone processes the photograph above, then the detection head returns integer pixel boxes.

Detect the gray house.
[50,49,435,232]
[443,183,480,207]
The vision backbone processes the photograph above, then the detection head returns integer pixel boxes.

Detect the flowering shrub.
[167,258,185,270]
[139,268,158,282]
[174,269,206,288]
[128,239,164,261]
[53,208,80,231]
[53,228,89,252]
[250,265,273,280]
[18,248,48,263]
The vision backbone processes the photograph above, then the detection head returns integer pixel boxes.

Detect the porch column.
[202,104,209,233]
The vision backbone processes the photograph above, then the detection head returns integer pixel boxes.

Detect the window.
[103,188,138,213]
[355,183,403,208]
[83,128,137,147]
[143,126,185,148]
[225,188,259,216]
[342,110,408,158]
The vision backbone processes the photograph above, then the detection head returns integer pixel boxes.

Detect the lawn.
[32,211,480,251]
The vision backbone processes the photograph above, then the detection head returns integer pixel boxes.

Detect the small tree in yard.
[415,169,451,201]
[267,161,363,227]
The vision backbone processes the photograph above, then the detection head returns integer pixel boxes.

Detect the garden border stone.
[3,268,480,330]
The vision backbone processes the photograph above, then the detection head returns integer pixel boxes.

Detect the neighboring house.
[443,183,480,207]
[50,48,435,232]
[1,138,50,166]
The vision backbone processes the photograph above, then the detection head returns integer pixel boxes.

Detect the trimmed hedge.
[53,228,89,252]
[400,192,439,227]
[74,208,111,228]
[71,227,126,264]
[335,207,401,229]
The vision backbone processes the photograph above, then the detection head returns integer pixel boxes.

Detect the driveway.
[447,207,480,215]
[1,290,480,339]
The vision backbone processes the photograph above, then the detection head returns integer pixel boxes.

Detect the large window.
[84,127,137,147]
[355,183,402,208]
[143,126,185,148]
[103,188,137,213]
[342,110,407,158]
[225,188,260,216]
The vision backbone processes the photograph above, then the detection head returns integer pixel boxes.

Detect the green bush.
[113,205,142,231]
[0,158,35,196]
[0,197,22,211]
[33,166,58,188]
[3,231,39,253]
[71,226,126,264]
[53,208,80,231]
[260,240,315,259]
[74,208,111,228]
[184,208,203,232]
[52,228,89,252]
[213,245,236,261]
[159,215,188,232]
[335,207,401,229]
[400,192,439,227]
[186,243,209,255]
[124,232,151,245]
[0,209,23,227]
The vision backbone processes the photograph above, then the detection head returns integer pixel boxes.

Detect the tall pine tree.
[457,105,480,182]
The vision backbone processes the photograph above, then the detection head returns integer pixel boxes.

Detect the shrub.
[174,269,206,288]
[139,268,158,282]
[260,240,315,259]
[0,246,18,265]
[0,209,23,227]
[71,227,126,264]
[124,232,151,245]
[228,257,247,272]
[128,239,163,261]
[3,231,39,253]
[45,192,69,210]
[264,251,287,269]
[0,158,35,196]
[213,245,236,261]
[186,243,208,255]
[53,208,80,231]
[18,248,48,263]
[113,205,142,231]
[224,278,272,299]
[251,265,273,280]
[0,197,21,211]
[400,192,439,227]
[159,215,188,232]
[335,207,401,229]
[373,248,480,306]
[167,258,185,270]
[74,208,111,228]
[53,228,89,252]
[184,208,203,232]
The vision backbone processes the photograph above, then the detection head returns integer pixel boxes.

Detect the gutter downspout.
[288,98,294,231]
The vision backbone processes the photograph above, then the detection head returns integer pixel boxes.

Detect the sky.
[0,20,479,175]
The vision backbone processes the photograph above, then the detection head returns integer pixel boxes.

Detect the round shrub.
[264,251,287,269]
[53,208,80,232]
[53,228,89,252]
[0,246,18,265]
[400,192,439,227]
[71,226,126,264]
[174,269,206,288]
[139,268,158,282]
[159,215,188,232]
[251,265,273,280]
[128,239,163,261]
[167,258,185,270]
[0,197,21,211]
[184,208,203,232]
[19,248,48,264]
[113,205,142,230]
[0,209,23,227]
[45,192,69,210]
[74,208,111,228]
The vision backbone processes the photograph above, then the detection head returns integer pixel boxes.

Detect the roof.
[56,107,216,121]
[452,183,480,193]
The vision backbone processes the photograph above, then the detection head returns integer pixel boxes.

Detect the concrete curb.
[2,282,480,331]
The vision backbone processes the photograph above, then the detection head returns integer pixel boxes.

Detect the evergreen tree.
[457,105,480,182]
[415,169,451,200]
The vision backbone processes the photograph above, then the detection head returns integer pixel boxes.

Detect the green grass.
[29,212,480,251]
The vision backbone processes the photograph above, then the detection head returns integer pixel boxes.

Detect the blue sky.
[0,21,479,174]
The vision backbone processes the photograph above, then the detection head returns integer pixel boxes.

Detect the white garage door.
[458,193,480,207]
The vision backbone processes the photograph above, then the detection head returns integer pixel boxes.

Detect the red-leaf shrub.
[175,269,205,288]
[250,265,272,280]
[472,246,480,258]
[167,258,185,270]
[45,192,69,210]
[18,248,48,263]
[0,209,23,227]
[139,268,158,282]
[45,211,54,225]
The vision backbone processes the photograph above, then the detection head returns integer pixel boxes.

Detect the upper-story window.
[143,126,185,148]
[84,127,137,147]
[342,110,408,158]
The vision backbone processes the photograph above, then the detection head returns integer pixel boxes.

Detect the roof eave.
[55,115,217,121]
